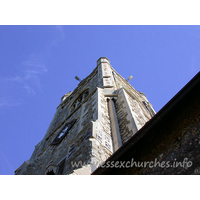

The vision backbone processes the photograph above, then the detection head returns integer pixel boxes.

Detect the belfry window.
[71,90,89,112]
[142,101,155,117]
[51,119,77,145]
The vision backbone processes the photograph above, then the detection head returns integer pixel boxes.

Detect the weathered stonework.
[15,57,155,175]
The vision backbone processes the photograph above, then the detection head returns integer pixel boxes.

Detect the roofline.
[92,71,200,175]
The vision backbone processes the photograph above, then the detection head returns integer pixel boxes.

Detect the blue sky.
[0,25,199,175]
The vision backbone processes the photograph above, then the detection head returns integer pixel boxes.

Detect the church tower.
[15,57,155,175]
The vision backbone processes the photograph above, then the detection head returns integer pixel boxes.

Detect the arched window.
[71,89,89,112]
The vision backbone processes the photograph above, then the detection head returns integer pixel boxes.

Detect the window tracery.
[71,90,89,112]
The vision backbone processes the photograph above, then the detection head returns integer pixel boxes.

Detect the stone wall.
[15,67,100,175]
[92,77,200,175]
[133,104,200,175]
[126,91,151,129]
[114,88,151,144]
[115,89,135,144]
[112,68,155,116]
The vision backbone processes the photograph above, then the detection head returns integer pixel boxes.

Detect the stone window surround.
[51,119,77,145]
[45,163,57,175]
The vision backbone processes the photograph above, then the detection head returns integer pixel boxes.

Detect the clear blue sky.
[0,25,199,175]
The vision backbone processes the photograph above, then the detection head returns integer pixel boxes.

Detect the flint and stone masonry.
[15,57,155,175]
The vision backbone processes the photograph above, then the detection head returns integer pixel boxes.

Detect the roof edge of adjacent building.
[92,71,200,175]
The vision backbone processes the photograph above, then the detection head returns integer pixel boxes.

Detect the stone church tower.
[15,57,155,175]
